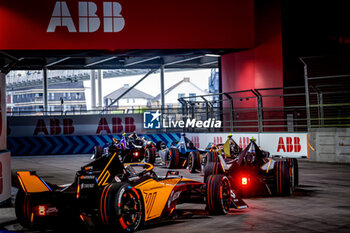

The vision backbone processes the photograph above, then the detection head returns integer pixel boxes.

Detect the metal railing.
[7,81,349,132]
[179,86,308,132]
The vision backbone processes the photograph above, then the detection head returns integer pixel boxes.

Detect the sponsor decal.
[33,117,136,135]
[277,137,301,152]
[47,1,125,33]
[143,111,222,129]
[144,192,157,217]
[143,111,161,129]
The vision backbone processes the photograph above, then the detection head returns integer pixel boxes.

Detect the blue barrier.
[7,133,180,156]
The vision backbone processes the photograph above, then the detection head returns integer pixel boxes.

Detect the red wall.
[0,0,254,50]
[221,0,284,131]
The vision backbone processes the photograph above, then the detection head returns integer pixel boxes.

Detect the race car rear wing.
[17,171,51,194]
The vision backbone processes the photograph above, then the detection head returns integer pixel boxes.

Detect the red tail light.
[38,205,46,216]
[134,152,139,157]
[242,177,248,185]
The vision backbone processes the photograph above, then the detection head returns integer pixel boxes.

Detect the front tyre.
[100,183,143,232]
[145,148,156,165]
[206,174,231,215]
[15,188,32,228]
[187,151,201,173]
[166,148,180,169]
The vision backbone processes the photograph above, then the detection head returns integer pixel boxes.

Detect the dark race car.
[203,135,242,165]
[204,139,299,197]
[93,133,158,164]
[15,143,247,232]
[158,133,202,173]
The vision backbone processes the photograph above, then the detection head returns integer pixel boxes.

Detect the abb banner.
[187,132,309,158]
[0,73,6,150]
[0,0,253,50]
[8,114,144,137]
[0,151,11,205]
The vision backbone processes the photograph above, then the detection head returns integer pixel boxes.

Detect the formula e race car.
[204,135,242,164]
[15,143,247,232]
[93,133,158,164]
[158,134,202,173]
[204,139,299,197]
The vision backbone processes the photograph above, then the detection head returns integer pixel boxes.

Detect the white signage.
[8,114,144,137]
[186,132,309,158]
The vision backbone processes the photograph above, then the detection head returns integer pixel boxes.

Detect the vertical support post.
[223,93,233,132]
[160,65,165,130]
[218,59,223,131]
[90,70,96,111]
[301,60,311,131]
[97,70,103,109]
[319,92,324,125]
[257,96,263,132]
[252,90,263,132]
[43,68,48,114]
[160,65,165,111]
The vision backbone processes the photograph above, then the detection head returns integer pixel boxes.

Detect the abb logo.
[34,118,74,135]
[96,117,136,134]
[47,1,125,33]
[213,137,223,145]
[239,137,250,148]
[191,136,200,148]
[277,137,301,152]
[0,162,3,195]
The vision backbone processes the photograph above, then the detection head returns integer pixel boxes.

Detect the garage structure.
[1,0,350,206]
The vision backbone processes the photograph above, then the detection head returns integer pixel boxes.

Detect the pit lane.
[1,155,350,232]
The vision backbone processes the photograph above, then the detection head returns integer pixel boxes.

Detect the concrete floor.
[1,155,350,232]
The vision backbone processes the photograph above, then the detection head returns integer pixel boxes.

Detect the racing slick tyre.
[166,148,180,169]
[274,161,292,196]
[206,151,219,163]
[15,188,32,228]
[292,158,299,188]
[187,151,201,173]
[204,162,225,183]
[206,174,231,215]
[100,183,143,232]
[145,148,156,165]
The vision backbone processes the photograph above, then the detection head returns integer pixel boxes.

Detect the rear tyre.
[166,148,180,169]
[15,188,32,228]
[207,151,219,163]
[292,158,299,188]
[187,151,201,173]
[204,162,225,183]
[100,183,143,232]
[206,174,231,215]
[274,161,292,196]
[145,148,156,165]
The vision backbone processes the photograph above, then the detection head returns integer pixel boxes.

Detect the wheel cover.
[119,188,142,230]
[220,178,231,213]
[188,153,193,170]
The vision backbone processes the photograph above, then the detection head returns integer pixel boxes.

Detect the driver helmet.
[228,134,232,138]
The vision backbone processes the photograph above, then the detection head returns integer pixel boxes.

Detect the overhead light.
[204,54,221,57]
